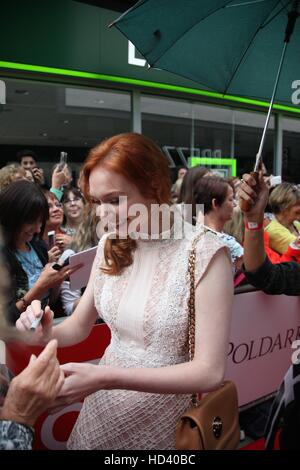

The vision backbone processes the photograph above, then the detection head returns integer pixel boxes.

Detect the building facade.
[1,0,300,181]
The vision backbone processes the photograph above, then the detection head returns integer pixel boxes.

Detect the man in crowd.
[17,149,45,185]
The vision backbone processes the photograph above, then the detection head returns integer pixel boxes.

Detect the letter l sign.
[128,41,146,67]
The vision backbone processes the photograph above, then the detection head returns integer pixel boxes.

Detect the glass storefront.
[0,78,131,179]
[141,95,274,178]
[1,76,300,182]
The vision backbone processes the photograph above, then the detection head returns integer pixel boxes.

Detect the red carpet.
[240,432,280,450]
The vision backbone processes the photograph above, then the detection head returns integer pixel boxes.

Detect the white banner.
[0,80,6,104]
[226,291,300,406]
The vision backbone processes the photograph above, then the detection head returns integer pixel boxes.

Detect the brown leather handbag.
[176,230,240,450]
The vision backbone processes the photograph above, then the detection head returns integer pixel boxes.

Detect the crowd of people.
[0,135,299,450]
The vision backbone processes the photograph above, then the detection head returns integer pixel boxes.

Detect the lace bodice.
[68,221,226,450]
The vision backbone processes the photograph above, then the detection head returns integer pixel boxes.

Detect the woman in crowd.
[59,204,99,316]
[16,132,233,450]
[0,181,78,324]
[71,203,100,252]
[50,163,70,202]
[224,204,300,265]
[0,236,64,450]
[62,188,85,237]
[177,165,211,224]
[43,191,73,254]
[42,188,86,316]
[265,182,300,254]
[0,164,26,192]
[193,175,244,273]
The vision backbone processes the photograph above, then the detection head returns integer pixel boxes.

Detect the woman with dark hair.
[0,229,64,450]
[193,176,244,272]
[177,165,211,224]
[17,133,233,450]
[0,180,76,323]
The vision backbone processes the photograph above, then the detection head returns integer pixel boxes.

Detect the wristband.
[245,221,263,231]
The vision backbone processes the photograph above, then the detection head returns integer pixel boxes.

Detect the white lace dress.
[67,224,225,450]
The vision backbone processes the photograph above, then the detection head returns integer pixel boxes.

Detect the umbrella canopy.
[113,0,300,107]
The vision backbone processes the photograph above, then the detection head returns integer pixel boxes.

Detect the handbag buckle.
[212,417,223,439]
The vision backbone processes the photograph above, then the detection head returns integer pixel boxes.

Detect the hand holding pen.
[16,300,54,345]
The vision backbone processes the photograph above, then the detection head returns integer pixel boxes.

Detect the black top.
[2,238,48,324]
[244,256,300,296]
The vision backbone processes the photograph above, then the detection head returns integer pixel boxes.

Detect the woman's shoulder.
[265,218,287,234]
[190,227,230,286]
[192,225,227,251]
[190,225,228,257]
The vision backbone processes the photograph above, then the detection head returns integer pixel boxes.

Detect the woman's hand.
[239,171,269,222]
[0,340,64,427]
[36,262,82,291]
[16,304,54,344]
[51,164,68,189]
[56,233,73,250]
[49,363,109,411]
[48,246,61,263]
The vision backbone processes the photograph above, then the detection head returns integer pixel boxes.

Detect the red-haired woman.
[16,133,233,450]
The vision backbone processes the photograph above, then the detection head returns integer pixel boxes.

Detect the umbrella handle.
[240,171,259,212]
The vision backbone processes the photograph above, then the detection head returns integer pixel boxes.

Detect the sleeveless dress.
[67,222,225,450]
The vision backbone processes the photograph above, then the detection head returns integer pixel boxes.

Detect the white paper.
[69,246,97,290]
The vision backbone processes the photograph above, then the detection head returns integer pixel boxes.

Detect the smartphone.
[58,151,68,171]
[48,230,56,249]
[52,258,69,271]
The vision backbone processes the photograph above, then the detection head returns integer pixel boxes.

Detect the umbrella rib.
[109,0,148,28]
[226,0,273,7]
[223,0,285,94]
[148,0,234,66]
[261,0,291,28]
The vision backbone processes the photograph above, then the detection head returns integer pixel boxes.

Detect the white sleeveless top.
[68,220,225,450]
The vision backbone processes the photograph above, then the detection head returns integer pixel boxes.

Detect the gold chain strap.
[187,228,211,407]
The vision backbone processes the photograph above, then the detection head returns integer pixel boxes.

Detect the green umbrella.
[112,0,300,170]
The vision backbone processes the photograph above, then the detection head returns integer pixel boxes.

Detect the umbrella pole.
[254,43,287,171]
[254,0,300,172]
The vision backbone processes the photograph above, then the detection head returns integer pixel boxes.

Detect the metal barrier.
[5,287,300,449]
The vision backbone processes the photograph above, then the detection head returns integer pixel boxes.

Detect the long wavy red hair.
[82,133,172,275]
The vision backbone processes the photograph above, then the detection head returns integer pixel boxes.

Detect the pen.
[30,300,43,331]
